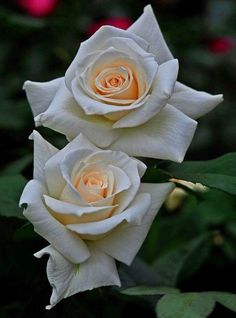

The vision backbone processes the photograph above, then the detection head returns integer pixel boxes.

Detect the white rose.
[20,131,174,309]
[23,5,223,162]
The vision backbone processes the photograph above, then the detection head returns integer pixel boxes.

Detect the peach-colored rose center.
[104,74,125,88]
[92,64,139,102]
[74,170,113,204]
[50,168,115,227]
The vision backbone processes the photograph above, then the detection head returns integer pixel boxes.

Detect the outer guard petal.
[29,130,58,183]
[38,82,121,146]
[109,104,197,162]
[35,244,121,309]
[169,82,224,119]
[20,179,90,264]
[23,77,63,118]
[128,5,173,64]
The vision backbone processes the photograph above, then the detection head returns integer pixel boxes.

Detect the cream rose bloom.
[20,131,174,309]
[23,5,223,162]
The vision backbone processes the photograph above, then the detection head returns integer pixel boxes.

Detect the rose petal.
[19,180,90,264]
[95,182,174,265]
[102,36,155,62]
[59,149,131,203]
[58,148,95,201]
[65,25,149,88]
[34,245,75,310]
[35,244,120,310]
[60,183,91,206]
[66,193,151,237]
[72,47,150,114]
[44,195,116,224]
[34,79,75,126]
[82,37,158,102]
[128,5,173,64]
[113,59,179,128]
[111,162,141,215]
[29,130,58,183]
[39,81,121,146]
[94,66,136,100]
[109,104,197,162]
[44,195,115,216]
[134,158,147,178]
[23,77,63,118]
[58,149,135,208]
[78,150,142,214]
[109,164,131,195]
[76,164,130,205]
[71,45,154,121]
[94,36,158,100]
[44,134,98,198]
[169,81,224,119]
[66,242,121,294]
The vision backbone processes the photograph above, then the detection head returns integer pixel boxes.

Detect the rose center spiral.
[95,66,130,95]
[74,170,110,203]
[105,74,125,88]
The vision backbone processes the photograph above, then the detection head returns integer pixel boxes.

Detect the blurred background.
[0,0,236,317]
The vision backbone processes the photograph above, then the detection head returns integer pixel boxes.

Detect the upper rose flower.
[23,5,223,162]
[20,131,174,309]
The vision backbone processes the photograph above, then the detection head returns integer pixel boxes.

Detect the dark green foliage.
[1,0,236,317]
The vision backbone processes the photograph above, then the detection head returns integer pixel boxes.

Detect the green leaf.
[195,189,236,225]
[0,174,27,218]
[121,286,180,296]
[156,293,215,318]
[172,173,236,195]
[207,292,236,312]
[168,153,236,176]
[1,155,32,176]
[152,235,210,286]
[166,153,236,195]
[144,153,236,195]
[142,168,171,183]
[156,292,236,318]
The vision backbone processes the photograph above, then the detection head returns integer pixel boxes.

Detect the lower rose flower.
[20,131,174,309]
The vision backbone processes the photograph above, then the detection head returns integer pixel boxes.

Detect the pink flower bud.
[17,0,59,18]
[207,37,234,54]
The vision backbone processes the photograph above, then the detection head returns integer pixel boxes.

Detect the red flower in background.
[207,37,234,54]
[87,17,133,36]
[17,0,59,17]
